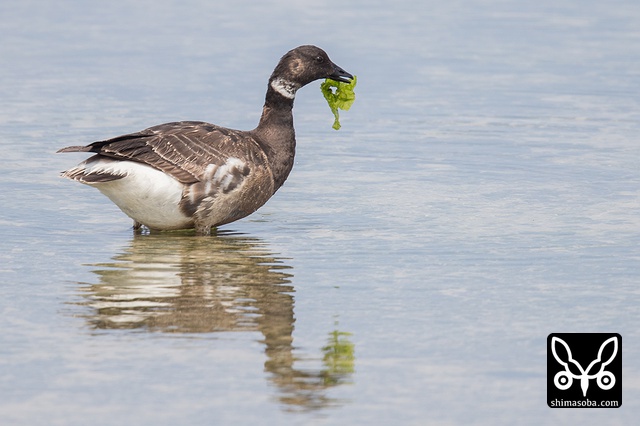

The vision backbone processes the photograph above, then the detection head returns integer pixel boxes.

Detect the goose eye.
[315,55,325,63]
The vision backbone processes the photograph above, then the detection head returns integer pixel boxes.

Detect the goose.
[58,45,353,235]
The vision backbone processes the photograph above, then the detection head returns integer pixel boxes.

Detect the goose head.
[269,45,353,98]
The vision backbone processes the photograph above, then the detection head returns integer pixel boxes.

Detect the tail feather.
[57,145,93,153]
[61,167,127,183]
[60,156,128,183]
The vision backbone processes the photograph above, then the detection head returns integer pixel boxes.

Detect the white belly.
[87,160,192,230]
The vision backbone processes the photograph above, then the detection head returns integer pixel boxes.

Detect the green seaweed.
[321,330,355,385]
[321,75,357,130]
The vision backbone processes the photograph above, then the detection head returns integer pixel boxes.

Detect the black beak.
[328,62,353,83]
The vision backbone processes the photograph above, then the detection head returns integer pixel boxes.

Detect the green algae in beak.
[321,75,357,130]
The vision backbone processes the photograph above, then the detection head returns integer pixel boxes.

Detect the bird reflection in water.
[74,231,354,411]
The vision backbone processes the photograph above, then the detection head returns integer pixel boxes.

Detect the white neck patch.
[270,78,298,99]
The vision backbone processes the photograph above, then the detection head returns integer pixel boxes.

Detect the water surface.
[1,0,639,424]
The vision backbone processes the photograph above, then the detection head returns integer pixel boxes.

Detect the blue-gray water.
[1,0,639,424]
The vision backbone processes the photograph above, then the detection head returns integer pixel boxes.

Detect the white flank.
[215,157,245,190]
[80,159,191,230]
[201,157,248,194]
[270,78,297,99]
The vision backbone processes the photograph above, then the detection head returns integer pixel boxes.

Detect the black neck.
[252,84,298,191]
[258,85,295,128]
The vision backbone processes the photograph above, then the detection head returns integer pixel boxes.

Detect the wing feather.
[58,121,268,184]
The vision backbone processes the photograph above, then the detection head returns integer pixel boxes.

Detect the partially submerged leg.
[195,222,215,236]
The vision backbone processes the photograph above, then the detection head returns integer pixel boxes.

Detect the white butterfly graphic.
[551,336,618,397]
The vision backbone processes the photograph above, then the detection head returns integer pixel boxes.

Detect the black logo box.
[547,333,621,408]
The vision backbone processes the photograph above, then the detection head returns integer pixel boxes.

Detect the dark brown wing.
[57,121,268,184]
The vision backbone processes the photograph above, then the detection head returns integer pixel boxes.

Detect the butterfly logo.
[551,335,618,397]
